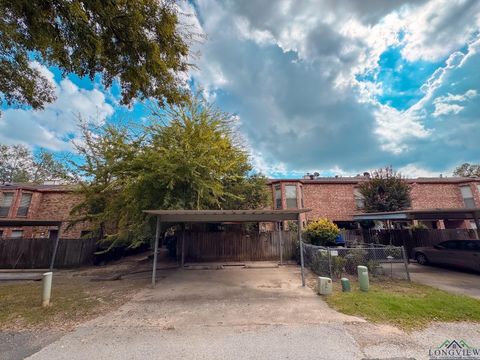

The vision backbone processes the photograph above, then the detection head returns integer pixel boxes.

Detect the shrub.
[409,222,428,230]
[344,249,368,275]
[331,256,347,279]
[303,218,340,246]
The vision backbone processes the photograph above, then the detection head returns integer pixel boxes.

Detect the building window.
[460,185,475,208]
[10,230,23,238]
[16,193,32,217]
[0,192,14,217]
[285,185,297,209]
[274,185,282,209]
[354,188,365,210]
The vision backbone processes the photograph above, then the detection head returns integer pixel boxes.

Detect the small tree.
[303,218,340,246]
[453,163,480,177]
[359,167,411,213]
[0,144,70,184]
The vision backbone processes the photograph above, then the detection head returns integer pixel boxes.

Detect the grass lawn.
[324,280,480,330]
[0,276,137,330]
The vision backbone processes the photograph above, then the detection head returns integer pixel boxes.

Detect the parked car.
[413,240,480,272]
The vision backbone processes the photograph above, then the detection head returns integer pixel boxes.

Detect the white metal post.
[298,213,305,286]
[151,217,161,288]
[42,272,53,307]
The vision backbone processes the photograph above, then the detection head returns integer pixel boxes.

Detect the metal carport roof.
[352,208,480,221]
[143,209,311,222]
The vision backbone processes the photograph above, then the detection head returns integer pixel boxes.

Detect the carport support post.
[278,222,283,266]
[181,223,186,267]
[151,217,161,288]
[298,214,305,287]
[49,227,61,271]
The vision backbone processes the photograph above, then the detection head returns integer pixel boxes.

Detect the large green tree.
[0,144,70,184]
[453,163,480,177]
[71,96,270,247]
[358,166,411,213]
[0,0,191,111]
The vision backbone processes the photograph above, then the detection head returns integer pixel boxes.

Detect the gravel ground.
[23,266,480,360]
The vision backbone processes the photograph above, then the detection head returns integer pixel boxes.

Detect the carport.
[143,209,311,287]
[0,219,62,272]
[353,208,480,238]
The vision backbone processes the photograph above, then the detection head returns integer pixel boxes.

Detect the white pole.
[42,272,53,307]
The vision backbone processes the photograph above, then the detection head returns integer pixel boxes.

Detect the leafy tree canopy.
[71,96,270,248]
[0,144,70,184]
[0,0,192,111]
[358,166,411,213]
[453,163,480,177]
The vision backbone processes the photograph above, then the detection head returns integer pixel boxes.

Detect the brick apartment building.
[1,175,480,239]
[0,183,86,239]
[269,175,480,230]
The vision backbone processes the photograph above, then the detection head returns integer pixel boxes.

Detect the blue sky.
[1,0,480,178]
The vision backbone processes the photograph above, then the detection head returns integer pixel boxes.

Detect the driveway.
[27,266,480,360]
[409,263,480,299]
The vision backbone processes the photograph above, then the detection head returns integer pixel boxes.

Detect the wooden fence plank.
[0,238,96,269]
[182,231,297,262]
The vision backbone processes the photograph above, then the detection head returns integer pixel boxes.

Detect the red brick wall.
[303,183,358,221]
[35,192,86,238]
[0,189,87,239]
[410,183,464,209]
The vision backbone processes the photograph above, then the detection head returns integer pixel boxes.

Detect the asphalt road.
[409,263,480,299]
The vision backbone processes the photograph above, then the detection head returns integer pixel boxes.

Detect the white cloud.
[188,0,480,176]
[0,64,114,150]
[374,105,430,154]
[401,0,480,62]
[432,89,477,117]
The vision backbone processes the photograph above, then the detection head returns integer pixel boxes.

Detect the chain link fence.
[302,243,410,281]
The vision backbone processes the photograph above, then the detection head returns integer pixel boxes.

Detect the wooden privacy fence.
[180,231,297,262]
[345,229,478,258]
[0,237,97,269]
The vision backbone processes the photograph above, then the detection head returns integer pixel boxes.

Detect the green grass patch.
[0,279,122,329]
[324,281,480,330]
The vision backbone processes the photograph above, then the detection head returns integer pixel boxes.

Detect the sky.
[1,0,480,178]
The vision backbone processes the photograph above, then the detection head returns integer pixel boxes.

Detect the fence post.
[298,214,305,287]
[49,230,61,271]
[278,224,283,265]
[401,246,411,281]
[327,248,332,279]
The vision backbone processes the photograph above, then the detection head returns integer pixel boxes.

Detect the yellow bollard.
[42,272,53,307]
